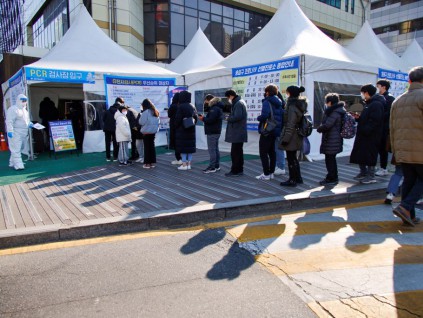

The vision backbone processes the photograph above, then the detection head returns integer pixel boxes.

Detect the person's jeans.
[325,154,338,181]
[182,153,193,163]
[105,130,118,159]
[400,163,423,218]
[275,136,285,170]
[207,134,221,168]
[118,141,129,163]
[136,139,144,159]
[387,165,403,195]
[230,142,244,173]
[259,134,276,175]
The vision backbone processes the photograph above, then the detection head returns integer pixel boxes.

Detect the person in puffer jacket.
[256,84,283,180]
[139,98,160,169]
[317,93,346,186]
[115,105,132,166]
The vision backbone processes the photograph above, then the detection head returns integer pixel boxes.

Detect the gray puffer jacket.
[224,96,248,143]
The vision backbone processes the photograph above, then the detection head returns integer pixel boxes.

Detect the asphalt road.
[0,228,316,318]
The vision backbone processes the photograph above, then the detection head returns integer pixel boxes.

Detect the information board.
[232,56,300,130]
[378,69,409,97]
[49,120,77,152]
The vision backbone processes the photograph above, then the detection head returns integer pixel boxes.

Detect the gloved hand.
[7,132,13,138]
[317,126,323,133]
[281,141,288,146]
[28,122,34,128]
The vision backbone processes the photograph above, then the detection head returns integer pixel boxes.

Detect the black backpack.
[297,111,313,137]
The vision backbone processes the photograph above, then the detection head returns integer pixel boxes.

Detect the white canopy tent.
[167,28,224,74]
[401,39,423,70]
[186,0,378,159]
[3,5,182,155]
[346,21,408,72]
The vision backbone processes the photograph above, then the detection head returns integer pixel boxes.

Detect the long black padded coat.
[317,102,346,155]
[350,94,385,166]
[175,91,198,154]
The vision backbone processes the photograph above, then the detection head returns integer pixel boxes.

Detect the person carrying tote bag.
[139,99,160,169]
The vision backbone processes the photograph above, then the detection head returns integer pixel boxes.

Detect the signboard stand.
[48,120,79,159]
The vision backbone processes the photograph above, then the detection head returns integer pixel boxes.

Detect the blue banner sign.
[232,56,300,78]
[9,69,23,88]
[378,69,409,82]
[25,67,95,83]
[104,75,175,86]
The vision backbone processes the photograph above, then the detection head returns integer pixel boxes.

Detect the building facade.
[0,0,25,53]
[3,0,369,62]
[371,0,423,55]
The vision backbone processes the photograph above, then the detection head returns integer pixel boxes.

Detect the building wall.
[19,0,370,60]
[370,0,423,55]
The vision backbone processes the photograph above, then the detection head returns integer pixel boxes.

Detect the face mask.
[228,99,232,105]
[122,111,127,115]
[360,93,365,100]
[285,94,290,99]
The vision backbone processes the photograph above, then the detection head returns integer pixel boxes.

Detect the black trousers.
[325,154,338,181]
[175,152,182,161]
[230,142,244,174]
[378,134,388,169]
[143,134,156,164]
[259,135,276,175]
[105,131,118,159]
[130,130,139,159]
[286,150,302,181]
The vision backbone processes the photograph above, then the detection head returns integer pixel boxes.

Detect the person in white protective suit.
[6,94,34,170]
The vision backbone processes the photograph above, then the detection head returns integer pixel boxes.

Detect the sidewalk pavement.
[0,150,390,248]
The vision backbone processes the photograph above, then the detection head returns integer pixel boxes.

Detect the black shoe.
[119,162,128,166]
[319,179,338,186]
[203,167,217,174]
[215,166,221,171]
[225,171,243,177]
[296,177,304,184]
[280,179,297,187]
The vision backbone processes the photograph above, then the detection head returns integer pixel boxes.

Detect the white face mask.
[285,94,290,99]
[360,93,365,100]
[228,99,232,105]
[122,111,127,115]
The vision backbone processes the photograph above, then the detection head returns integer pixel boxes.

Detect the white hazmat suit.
[6,94,32,170]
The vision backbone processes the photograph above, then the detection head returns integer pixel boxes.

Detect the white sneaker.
[270,173,274,180]
[178,165,188,170]
[171,160,183,165]
[417,198,423,205]
[255,173,270,180]
[274,167,286,175]
[386,193,394,201]
[187,165,192,170]
[135,157,144,163]
[375,168,388,176]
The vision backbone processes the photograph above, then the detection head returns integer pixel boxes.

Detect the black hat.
[286,86,305,98]
[118,105,128,112]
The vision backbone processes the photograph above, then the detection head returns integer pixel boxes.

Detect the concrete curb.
[0,186,386,249]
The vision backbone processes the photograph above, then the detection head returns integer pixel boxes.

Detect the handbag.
[302,136,311,155]
[260,102,277,136]
[183,117,195,129]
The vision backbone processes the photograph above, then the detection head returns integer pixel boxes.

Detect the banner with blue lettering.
[104,75,176,130]
[378,69,409,97]
[25,67,95,84]
[49,120,77,152]
[232,56,300,130]
[8,69,25,106]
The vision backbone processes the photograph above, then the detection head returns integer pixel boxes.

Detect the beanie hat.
[286,86,305,98]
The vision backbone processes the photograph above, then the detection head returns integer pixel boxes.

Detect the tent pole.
[24,78,34,161]
[108,0,113,40]
[113,0,118,42]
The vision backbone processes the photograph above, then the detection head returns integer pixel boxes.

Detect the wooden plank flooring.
[0,150,389,233]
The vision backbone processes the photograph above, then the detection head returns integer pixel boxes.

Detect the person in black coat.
[126,105,139,161]
[198,96,223,173]
[39,97,59,149]
[175,91,198,170]
[167,93,182,165]
[317,93,346,186]
[375,79,395,176]
[103,97,122,161]
[350,84,384,184]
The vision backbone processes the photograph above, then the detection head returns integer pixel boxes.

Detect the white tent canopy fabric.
[347,21,407,72]
[184,0,378,159]
[28,6,178,77]
[168,28,224,74]
[401,39,423,70]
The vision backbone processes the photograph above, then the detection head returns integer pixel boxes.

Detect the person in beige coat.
[390,66,423,226]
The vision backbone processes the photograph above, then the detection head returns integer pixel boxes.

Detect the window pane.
[156,42,169,60]
[185,16,197,45]
[223,24,233,55]
[211,14,222,23]
[171,44,185,59]
[185,0,197,8]
[234,20,243,28]
[211,3,222,15]
[199,11,209,20]
[144,44,156,60]
[144,12,155,43]
[234,9,244,21]
[171,4,184,13]
[171,0,183,5]
[223,6,233,18]
[198,0,210,12]
[223,17,232,25]
[171,13,184,45]
[186,7,197,17]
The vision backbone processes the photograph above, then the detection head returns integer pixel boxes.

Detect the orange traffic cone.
[0,132,9,151]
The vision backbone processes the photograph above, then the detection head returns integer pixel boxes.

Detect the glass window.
[144,13,156,44]
[144,44,156,60]
[234,20,244,28]
[185,0,197,9]
[199,11,209,20]
[185,16,197,45]
[223,6,233,18]
[211,14,222,23]
[171,44,185,59]
[198,0,210,12]
[211,3,222,15]
[223,24,233,55]
[185,7,197,17]
[171,13,184,45]
[223,17,232,26]
[171,4,184,13]
[234,9,244,21]
[171,0,184,5]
